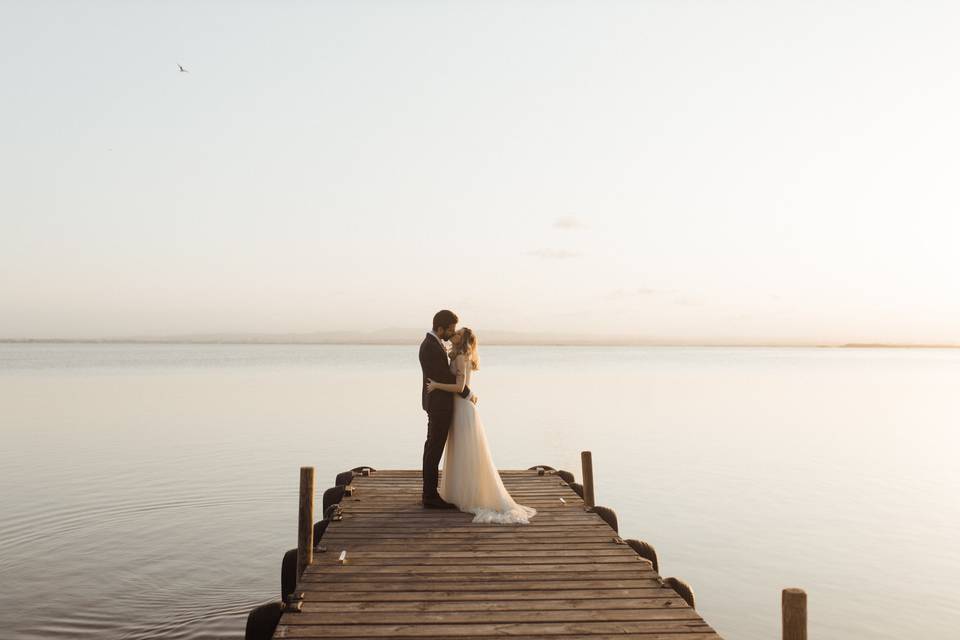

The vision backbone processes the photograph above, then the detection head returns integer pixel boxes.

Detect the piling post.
[297,466,315,579]
[782,588,807,640]
[580,451,596,509]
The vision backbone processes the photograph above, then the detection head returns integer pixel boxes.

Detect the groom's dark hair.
[433,310,458,331]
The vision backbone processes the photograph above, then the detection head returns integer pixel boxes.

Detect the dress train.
[439,396,537,524]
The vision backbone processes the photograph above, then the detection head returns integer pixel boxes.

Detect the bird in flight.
[178,64,188,73]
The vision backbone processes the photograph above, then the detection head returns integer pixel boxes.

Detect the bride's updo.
[454,327,480,371]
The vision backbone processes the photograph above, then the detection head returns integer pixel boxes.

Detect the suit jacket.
[419,332,471,414]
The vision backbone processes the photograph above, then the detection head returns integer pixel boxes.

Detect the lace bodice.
[451,354,472,388]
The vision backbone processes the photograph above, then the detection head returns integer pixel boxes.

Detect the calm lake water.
[1,343,958,639]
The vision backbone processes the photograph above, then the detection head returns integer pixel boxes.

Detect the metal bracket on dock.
[532,466,559,477]
[283,592,304,613]
[350,466,376,476]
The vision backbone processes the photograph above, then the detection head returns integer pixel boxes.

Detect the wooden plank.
[334,510,590,517]
[304,561,651,574]
[316,537,625,550]
[309,556,648,567]
[299,597,688,612]
[322,528,615,536]
[287,579,663,592]
[325,519,603,528]
[280,609,703,624]
[310,557,646,567]
[301,572,660,584]
[296,588,675,602]
[321,529,614,537]
[322,548,638,558]
[309,543,625,552]
[274,620,715,637]
[277,631,720,640]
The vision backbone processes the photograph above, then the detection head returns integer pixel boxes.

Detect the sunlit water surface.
[1,344,958,639]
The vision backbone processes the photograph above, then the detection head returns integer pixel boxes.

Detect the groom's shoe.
[422,495,457,509]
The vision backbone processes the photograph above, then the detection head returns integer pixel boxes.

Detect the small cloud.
[527,248,581,259]
[554,216,587,230]
[670,295,701,307]
[606,288,701,306]
[606,288,664,299]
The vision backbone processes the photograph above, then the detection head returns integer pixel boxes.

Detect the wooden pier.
[269,467,725,640]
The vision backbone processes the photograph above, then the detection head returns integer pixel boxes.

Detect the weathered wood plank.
[310,543,625,552]
[291,579,664,591]
[321,548,638,559]
[281,635,720,640]
[310,557,648,567]
[301,572,660,584]
[295,588,675,602]
[310,557,647,568]
[299,597,688,612]
[320,531,616,540]
[318,539,626,548]
[304,561,651,574]
[275,620,715,638]
[281,609,703,625]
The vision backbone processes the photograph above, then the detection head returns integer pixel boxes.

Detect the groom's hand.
[470,394,479,405]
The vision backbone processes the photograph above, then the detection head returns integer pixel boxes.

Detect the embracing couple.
[419,310,537,524]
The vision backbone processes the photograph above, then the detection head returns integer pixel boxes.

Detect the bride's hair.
[454,327,480,371]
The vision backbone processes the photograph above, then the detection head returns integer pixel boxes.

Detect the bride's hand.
[425,378,437,393]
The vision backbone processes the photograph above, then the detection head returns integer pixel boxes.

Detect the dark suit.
[419,332,471,499]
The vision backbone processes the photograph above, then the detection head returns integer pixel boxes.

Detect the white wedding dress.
[439,357,537,524]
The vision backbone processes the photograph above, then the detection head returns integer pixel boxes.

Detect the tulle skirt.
[439,396,537,524]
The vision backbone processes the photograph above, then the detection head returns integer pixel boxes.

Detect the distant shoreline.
[1,338,957,349]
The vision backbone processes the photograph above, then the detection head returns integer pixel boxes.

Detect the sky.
[2,1,959,344]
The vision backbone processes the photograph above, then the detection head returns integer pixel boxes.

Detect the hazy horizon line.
[1,328,958,349]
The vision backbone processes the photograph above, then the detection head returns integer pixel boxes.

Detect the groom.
[419,309,475,509]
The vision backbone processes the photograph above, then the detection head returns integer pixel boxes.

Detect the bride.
[426,328,537,524]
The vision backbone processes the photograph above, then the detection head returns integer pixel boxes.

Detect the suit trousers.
[422,410,452,498]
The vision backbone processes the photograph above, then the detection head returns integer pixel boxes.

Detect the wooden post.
[297,466,315,579]
[782,588,807,640]
[580,451,595,509]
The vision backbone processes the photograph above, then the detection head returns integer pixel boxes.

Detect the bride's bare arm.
[426,356,466,394]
